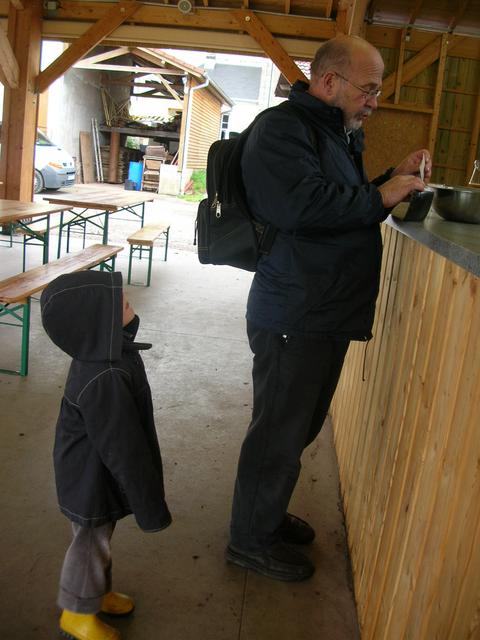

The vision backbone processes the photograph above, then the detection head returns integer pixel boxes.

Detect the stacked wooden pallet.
[100,146,142,184]
[141,146,168,192]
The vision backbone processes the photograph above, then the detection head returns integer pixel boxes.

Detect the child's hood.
[40,270,124,361]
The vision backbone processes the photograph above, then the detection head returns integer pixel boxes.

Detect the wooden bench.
[0,243,123,377]
[126,223,170,287]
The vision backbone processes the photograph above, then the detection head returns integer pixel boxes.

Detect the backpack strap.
[246,101,319,256]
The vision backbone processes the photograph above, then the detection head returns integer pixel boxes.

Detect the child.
[40,270,172,640]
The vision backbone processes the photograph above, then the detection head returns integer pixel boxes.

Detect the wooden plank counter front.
[330,214,480,639]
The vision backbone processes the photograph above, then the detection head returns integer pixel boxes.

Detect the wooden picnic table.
[0,199,71,265]
[0,199,71,225]
[43,184,157,257]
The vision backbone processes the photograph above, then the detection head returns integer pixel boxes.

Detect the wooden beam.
[154,73,182,104]
[77,46,131,65]
[231,9,307,85]
[336,0,369,36]
[428,33,448,158]
[107,130,120,183]
[367,25,479,60]
[74,62,183,74]
[0,19,19,88]
[36,0,140,94]
[447,0,470,33]
[48,1,335,42]
[0,0,42,200]
[366,0,379,23]
[406,0,424,27]
[394,29,406,104]
[380,35,461,101]
[465,92,480,185]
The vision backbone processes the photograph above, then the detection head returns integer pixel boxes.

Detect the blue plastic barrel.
[128,161,143,191]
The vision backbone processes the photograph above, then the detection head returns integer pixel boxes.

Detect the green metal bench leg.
[0,299,30,376]
[128,244,133,284]
[146,246,153,287]
[163,228,169,261]
[20,299,30,376]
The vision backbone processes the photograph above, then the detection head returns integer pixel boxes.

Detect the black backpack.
[195,102,310,272]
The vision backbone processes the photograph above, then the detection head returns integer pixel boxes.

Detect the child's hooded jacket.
[40,270,171,532]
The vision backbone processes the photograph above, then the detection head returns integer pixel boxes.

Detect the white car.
[34,130,76,194]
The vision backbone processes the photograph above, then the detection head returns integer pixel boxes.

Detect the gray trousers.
[58,522,115,614]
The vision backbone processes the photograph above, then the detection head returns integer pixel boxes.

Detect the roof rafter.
[231,8,307,84]
[381,34,463,101]
[0,20,19,88]
[78,46,130,65]
[447,0,470,33]
[336,0,370,35]
[36,0,140,94]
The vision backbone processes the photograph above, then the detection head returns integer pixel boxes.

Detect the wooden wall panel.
[331,226,480,639]
[363,111,430,179]
[364,48,480,187]
[187,82,222,170]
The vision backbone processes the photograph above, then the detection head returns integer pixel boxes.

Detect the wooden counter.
[330,212,480,639]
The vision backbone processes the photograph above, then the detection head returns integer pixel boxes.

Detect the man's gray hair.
[310,39,352,79]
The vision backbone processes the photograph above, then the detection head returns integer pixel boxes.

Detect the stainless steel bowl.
[429,183,480,224]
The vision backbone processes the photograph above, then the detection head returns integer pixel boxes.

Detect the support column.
[108,131,120,183]
[0,0,42,201]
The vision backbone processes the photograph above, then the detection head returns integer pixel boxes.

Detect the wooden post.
[465,93,480,185]
[108,131,121,183]
[394,30,407,104]
[428,33,449,159]
[0,0,42,201]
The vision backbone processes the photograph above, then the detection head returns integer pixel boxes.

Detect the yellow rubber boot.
[101,592,135,616]
[59,611,120,640]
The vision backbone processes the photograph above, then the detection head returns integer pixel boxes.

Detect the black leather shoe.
[277,513,316,545]
[225,541,314,582]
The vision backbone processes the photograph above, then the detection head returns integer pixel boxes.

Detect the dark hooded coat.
[40,270,171,531]
[242,81,394,341]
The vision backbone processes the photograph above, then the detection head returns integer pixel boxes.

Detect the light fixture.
[177,0,193,14]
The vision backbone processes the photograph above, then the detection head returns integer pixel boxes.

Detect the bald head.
[308,35,384,130]
[310,35,383,81]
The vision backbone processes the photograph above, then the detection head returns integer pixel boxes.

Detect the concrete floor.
[0,193,360,640]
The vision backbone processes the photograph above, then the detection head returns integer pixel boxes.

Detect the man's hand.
[378,175,426,208]
[392,149,432,182]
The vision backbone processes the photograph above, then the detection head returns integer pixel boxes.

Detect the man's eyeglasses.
[335,72,382,100]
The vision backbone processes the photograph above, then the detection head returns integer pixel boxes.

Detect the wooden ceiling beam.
[36,0,140,94]
[132,46,203,77]
[46,1,334,41]
[78,46,131,65]
[73,62,183,74]
[381,34,461,101]
[154,72,183,104]
[447,0,470,33]
[0,18,19,87]
[336,0,369,36]
[231,9,308,84]
[406,0,424,27]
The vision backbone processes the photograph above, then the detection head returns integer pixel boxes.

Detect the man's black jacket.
[242,81,392,341]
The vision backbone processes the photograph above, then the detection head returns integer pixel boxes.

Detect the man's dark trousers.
[230,321,349,551]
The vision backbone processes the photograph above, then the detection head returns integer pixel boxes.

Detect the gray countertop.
[385,206,480,278]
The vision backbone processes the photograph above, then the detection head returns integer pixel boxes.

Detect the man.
[226,35,430,582]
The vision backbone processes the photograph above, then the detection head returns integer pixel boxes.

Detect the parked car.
[0,126,76,194]
[34,130,76,194]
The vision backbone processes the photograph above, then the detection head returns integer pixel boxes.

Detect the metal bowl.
[429,183,480,224]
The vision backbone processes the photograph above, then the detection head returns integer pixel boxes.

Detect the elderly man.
[226,35,430,581]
